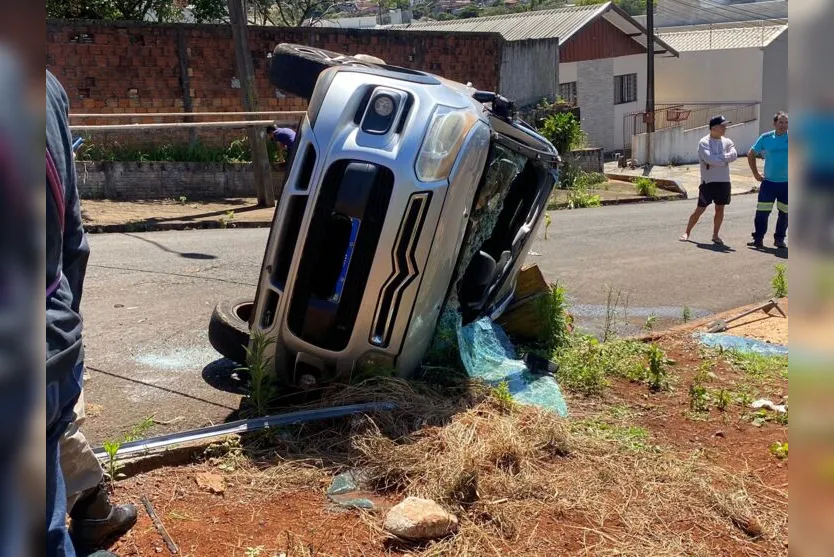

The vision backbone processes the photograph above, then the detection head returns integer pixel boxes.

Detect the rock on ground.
[194,472,225,494]
[383,497,458,540]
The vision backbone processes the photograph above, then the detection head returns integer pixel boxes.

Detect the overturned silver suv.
[209,44,560,389]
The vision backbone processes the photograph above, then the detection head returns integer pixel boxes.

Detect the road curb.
[547,191,685,211]
[605,172,688,199]
[84,219,274,234]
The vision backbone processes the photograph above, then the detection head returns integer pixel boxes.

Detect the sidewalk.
[81,181,684,233]
[81,198,275,233]
[605,159,759,199]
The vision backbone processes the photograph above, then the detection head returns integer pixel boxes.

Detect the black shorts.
[698,182,731,207]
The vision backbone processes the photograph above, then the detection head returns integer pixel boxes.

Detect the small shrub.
[715,388,732,411]
[772,263,788,298]
[682,306,692,323]
[689,381,710,413]
[643,314,659,331]
[538,112,584,155]
[645,344,670,391]
[634,177,659,198]
[535,284,571,352]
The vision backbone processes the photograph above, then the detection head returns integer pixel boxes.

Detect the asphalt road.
[80,194,785,443]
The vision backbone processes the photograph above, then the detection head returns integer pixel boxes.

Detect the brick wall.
[47,21,503,148]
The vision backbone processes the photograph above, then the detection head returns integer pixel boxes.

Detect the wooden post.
[227,0,275,207]
[175,27,197,149]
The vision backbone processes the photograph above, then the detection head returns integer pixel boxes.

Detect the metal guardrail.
[622,102,760,157]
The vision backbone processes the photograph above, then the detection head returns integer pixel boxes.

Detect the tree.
[271,0,342,26]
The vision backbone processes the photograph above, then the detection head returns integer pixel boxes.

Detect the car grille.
[287,160,394,351]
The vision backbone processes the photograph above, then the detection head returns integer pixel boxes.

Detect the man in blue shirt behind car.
[748,112,789,249]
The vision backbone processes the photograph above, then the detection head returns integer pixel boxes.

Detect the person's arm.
[748,135,764,181]
[49,74,90,312]
[747,149,764,181]
[698,139,727,166]
[723,139,738,163]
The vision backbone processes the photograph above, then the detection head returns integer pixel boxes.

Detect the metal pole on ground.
[646,0,656,166]
[228,0,275,208]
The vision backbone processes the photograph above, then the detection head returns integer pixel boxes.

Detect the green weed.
[574,419,655,452]
[245,546,265,557]
[534,283,571,352]
[682,306,692,323]
[603,286,628,342]
[77,138,286,165]
[102,440,122,481]
[643,314,659,331]
[219,210,235,229]
[715,388,732,411]
[554,336,646,395]
[238,331,277,418]
[725,350,788,380]
[769,441,788,459]
[634,177,659,199]
[492,381,515,412]
[772,263,788,298]
[645,344,671,392]
[566,188,602,209]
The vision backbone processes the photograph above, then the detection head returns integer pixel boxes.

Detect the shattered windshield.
[443,140,530,314]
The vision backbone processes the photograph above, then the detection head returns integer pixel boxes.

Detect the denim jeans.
[46,362,84,557]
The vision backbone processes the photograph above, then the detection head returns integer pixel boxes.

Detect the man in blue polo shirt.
[747,112,789,249]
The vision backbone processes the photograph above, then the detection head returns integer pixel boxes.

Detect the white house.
[395,2,678,152]
[656,21,788,134]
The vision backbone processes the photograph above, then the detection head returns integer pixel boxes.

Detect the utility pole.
[228,0,275,207]
[645,0,656,165]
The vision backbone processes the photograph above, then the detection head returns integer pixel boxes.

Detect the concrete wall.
[76,161,285,200]
[631,120,760,166]
[499,39,559,107]
[760,28,788,133]
[570,148,604,173]
[576,58,614,152]
[656,48,763,104]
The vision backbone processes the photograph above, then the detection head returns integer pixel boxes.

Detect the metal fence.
[622,102,759,157]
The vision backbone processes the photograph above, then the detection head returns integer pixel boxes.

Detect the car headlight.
[415,106,479,182]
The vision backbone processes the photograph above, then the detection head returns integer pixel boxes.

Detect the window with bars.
[614,73,638,105]
[558,81,577,104]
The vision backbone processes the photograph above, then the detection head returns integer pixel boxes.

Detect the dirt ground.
[80,198,275,230]
[718,298,788,346]
[106,310,789,557]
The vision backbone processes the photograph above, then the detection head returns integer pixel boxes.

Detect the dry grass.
[211,378,786,556]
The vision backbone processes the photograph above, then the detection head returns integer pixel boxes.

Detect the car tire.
[208,298,253,365]
[270,43,374,99]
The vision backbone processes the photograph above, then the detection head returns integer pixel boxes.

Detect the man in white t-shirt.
[679,115,738,245]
